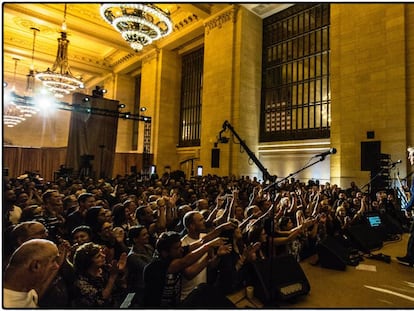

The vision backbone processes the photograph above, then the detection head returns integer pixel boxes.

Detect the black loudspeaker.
[251,255,310,304]
[317,236,349,271]
[380,213,404,235]
[211,148,220,168]
[346,224,383,253]
[361,141,381,171]
[180,283,235,308]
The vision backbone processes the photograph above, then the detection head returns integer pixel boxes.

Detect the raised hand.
[217,243,232,256]
[206,237,226,248]
[218,221,237,231]
[117,252,127,271]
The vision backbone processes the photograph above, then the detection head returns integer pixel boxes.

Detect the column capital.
[142,48,160,65]
[204,5,238,35]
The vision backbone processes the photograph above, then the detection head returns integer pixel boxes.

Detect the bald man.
[4,239,60,308]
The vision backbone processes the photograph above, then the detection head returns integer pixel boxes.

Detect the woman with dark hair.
[85,206,107,239]
[72,242,127,308]
[112,203,127,230]
[126,225,155,307]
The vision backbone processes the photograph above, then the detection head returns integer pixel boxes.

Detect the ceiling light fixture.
[4,58,26,127]
[36,4,83,98]
[26,27,39,96]
[100,3,173,52]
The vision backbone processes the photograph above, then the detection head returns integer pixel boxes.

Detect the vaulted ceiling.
[3,3,290,96]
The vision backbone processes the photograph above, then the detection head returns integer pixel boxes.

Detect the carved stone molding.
[174,14,199,32]
[204,6,238,35]
[112,53,136,67]
[142,49,160,65]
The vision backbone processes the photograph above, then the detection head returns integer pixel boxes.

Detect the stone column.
[140,48,181,172]
[201,5,263,178]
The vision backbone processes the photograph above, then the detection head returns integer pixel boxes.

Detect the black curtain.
[66,92,119,179]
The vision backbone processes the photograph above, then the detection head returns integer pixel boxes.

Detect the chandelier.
[36,4,83,98]
[100,3,173,51]
[4,59,27,127]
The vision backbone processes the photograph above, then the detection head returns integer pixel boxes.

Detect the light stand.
[99,144,105,178]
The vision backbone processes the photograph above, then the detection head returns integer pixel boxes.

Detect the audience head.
[135,205,154,225]
[11,221,48,248]
[63,194,78,212]
[77,192,96,210]
[177,204,192,219]
[247,224,267,245]
[42,189,62,208]
[112,203,127,226]
[5,238,60,288]
[73,242,104,275]
[155,231,183,259]
[183,211,206,233]
[195,199,209,211]
[128,225,149,246]
[85,206,107,234]
[71,225,92,246]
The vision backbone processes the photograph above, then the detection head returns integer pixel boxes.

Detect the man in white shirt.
[3,239,60,308]
[180,211,236,301]
[181,211,209,301]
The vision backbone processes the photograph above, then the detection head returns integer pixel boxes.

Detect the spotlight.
[119,103,126,108]
[140,107,147,112]
[92,86,107,98]
[83,97,90,102]
[219,136,229,143]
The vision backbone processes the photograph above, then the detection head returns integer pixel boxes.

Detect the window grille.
[179,47,204,147]
[260,4,330,142]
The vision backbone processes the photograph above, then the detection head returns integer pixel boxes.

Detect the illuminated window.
[260,4,330,141]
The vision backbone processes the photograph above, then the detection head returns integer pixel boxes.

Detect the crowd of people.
[3,169,412,308]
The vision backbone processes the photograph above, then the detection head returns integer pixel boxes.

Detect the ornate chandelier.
[36,4,83,98]
[4,59,27,127]
[100,3,173,52]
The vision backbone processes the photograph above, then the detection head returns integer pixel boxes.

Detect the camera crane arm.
[220,120,273,182]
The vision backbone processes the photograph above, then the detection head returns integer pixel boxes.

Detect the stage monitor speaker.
[361,141,381,171]
[180,283,235,308]
[317,236,349,271]
[380,213,404,235]
[211,148,220,168]
[251,255,310,304]
[346,224,383,253]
